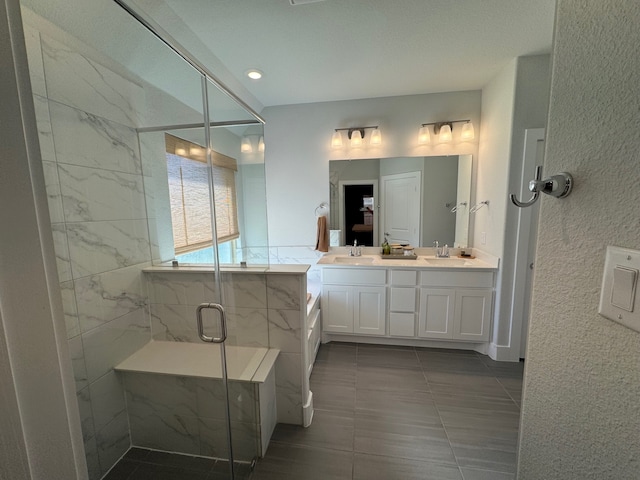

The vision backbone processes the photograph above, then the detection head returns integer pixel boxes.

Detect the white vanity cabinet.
[322,268,387,336]
[321,261,495,345]
[419,271,493,341]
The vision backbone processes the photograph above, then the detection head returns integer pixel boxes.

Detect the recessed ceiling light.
[246,69,263,80]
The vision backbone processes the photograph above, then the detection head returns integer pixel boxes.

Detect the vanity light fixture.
[258,136,265,152]
[418,119,474,144]
[241,136,253,153]
[331,126,381,148]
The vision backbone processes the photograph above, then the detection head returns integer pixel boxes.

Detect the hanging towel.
[315,215,329,252]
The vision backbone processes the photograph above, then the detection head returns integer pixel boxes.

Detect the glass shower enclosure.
[19,0,269,477]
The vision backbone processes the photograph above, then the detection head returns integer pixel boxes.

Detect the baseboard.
[322,334,487,352]
[302,391,313,427]
[488,343,521,362]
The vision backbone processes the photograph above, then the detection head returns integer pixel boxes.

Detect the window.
[165,134,239,255]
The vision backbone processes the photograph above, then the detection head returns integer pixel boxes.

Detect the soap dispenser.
[382,237,390,255]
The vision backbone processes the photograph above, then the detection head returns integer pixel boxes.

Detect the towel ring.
[315,202,329,216]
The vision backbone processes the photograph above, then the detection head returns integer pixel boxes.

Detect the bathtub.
[115,341,279,461]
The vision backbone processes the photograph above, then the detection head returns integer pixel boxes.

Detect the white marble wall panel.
[225,307,269,347]
[33,96,56,163]
[89,371,126,433]
[23,25,47,97]
[77,386,95,442]
[95,411,130,475]
[258,368,277,455]
[74,264,146,333]
[82,309,150,383]
[42,160,64,223]
[66,219,151,278]
[266,274,303,310]
[275,353,303,425]
[83,437,101,480]
[129,412,200,455]
[150,303,199,342]
[267,309,302,353]
[48,100,141,175]
[52,223,72,283]
[272,246,323,265]
[196,379,257,424]
[58,164,146,222]
[221,273,267,309]
[147,272,208,305]
[60,280,80,339]
[41,34,142,128]
[123,372,198,419]
[68,335,88,392]
[199,418,258,461]
[258,369,278,456]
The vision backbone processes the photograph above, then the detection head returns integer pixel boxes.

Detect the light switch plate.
[598,246,640,332]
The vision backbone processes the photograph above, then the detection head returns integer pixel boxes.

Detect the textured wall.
[518,1,640,478]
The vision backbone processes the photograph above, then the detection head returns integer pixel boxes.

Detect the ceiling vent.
[289,0,326,5]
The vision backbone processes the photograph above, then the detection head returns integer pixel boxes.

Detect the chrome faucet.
[434,240,450,258]
[349,239,362,257]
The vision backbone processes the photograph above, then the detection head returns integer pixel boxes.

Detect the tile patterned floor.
[105,343,524,480]
[251,343,524,480]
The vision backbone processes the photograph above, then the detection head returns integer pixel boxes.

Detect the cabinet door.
[418,288,455,339]
[453,289,492,341]
[322,285,354,333]
[353,286,387,336]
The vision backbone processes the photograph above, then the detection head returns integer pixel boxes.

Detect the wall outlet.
[480,232,486,245]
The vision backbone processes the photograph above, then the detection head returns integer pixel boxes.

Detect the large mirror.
[329,155,471,248]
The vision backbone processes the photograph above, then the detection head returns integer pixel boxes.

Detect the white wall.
[263,91,481,247]
[518,1,640,477]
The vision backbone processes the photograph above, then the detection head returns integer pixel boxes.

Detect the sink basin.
[423,258,472,266]
[334,256,376,264]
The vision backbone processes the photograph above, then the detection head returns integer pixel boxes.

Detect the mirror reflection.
[329,155,472,248]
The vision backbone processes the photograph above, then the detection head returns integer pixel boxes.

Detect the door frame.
[509,128,545,359]
[338,179,379,246]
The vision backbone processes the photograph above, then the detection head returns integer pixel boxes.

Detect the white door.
[511,129,545,358]
[380,171,421,246]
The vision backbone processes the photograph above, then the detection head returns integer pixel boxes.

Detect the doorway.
[339,180,379,247]
[380,171,421,246]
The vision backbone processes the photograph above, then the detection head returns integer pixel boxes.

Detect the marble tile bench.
[115,341,279,462]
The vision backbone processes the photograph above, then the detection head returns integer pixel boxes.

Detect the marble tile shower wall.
[146,270,307,425]
[25,24,152,480]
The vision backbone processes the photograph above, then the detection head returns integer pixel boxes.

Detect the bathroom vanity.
[318,252,497,345]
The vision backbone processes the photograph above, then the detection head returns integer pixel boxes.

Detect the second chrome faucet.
[433,240,450,258]
[349,239,362,257]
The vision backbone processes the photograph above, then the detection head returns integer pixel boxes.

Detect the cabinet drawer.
[390,270,417,286]
[420,270,493,288]
[322,268,386,285]
[389,313,415,337]
[390,287,417,312]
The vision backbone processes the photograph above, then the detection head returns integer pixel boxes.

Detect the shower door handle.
[196,303,228,343]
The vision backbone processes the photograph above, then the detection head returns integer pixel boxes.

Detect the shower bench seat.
[115,341,279,462]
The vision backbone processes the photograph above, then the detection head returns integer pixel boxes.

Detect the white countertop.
[317,253,497,270]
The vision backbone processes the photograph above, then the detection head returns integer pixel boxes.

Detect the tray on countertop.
[380,254,418,260]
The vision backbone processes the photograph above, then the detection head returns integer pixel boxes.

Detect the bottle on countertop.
[382,237,390,255]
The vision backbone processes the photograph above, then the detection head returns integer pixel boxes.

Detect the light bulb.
[418,126,431,145]
[175,144,187,156]
[461,122,475,140]
[439,124,452,143]
[241,137,253,153]
[258,136,265,152]
[370,129,382,145]
[331,131,343,148]
[350,129,363,147]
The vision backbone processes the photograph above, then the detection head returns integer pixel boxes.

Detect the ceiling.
[157,0,556,107]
